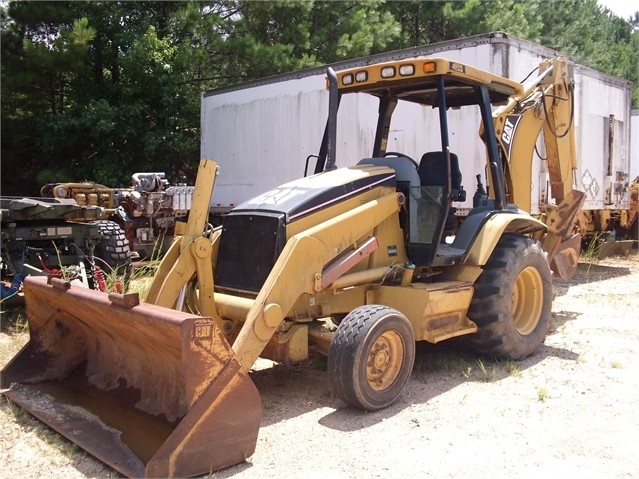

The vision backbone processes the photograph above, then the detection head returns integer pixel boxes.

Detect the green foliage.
[1,0,637,196]
[441,0,544,40]
[210,0,402,83]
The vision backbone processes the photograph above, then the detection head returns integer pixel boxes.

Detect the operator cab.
[359,151,468,267]
[315,58,521,267]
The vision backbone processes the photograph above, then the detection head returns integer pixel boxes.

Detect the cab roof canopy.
[335,57,524,108]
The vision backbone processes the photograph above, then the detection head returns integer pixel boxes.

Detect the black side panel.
[215,212,286,294]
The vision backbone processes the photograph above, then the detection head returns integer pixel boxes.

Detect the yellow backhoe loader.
[1,56,584,477]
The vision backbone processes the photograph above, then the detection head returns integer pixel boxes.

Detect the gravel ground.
[1,255,638,479]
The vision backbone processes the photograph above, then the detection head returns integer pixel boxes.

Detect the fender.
[464,211,547,266]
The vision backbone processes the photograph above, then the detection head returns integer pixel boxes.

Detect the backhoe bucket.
[1,276,261,478]
[550,233,582,280]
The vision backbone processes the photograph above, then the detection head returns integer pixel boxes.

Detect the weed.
[59,441,78,459]
[581,232,607,275]
[16,315,29,333]
[433,352,458,372]
[53,243,81,283]
[413,349,466,376]
[504,360,521,377]
[0,309,30,365]
[477,359,499,381]
[488,363,500,382]
[536,386,549,402]
[125,258,162,300]
[476,358,487,376]
[581,233,603,262]
[4,397,27,420]
[3,310,29,334]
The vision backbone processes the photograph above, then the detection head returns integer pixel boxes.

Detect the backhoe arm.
[492,58,586,279]
[493,58,580,210]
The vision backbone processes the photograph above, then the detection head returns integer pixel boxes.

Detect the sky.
[597,0,638,20]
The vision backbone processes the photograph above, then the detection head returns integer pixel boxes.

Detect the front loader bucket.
[1,276,261,478]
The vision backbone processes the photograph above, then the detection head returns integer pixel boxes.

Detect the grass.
[59,441,79,460]
[581,233,604,263]
[413,346,521,384]
[536,386,549,402]
[504,360,521,377]
[124,256,163,300]
[413,348,469,379]
[4,396,28,420]
[0,306,29,367]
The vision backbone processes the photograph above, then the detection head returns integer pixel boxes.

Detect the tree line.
[1,0,637,195]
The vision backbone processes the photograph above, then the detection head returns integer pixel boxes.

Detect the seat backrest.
[357,157,421,188]
[418,151,462,190]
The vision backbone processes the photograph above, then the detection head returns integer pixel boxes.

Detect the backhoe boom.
[493,58,586,278]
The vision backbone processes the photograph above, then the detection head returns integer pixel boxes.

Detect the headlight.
[342,74,353,86]
[399,64,415,76]
[355,71,368,82]
[381,66,395,78]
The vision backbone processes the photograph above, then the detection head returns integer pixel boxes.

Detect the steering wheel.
[383,151,419,169]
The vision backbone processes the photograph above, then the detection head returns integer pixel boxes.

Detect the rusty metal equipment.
[1,276,260,478]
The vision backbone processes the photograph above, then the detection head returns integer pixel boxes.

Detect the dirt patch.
[1,255,638,478]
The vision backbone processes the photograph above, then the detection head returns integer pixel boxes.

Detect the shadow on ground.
[554,261,633,296]
[248,326,581,435]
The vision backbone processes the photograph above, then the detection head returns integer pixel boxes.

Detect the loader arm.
[232,190,403,370]
[145,159,220,320]
[492,58,586,279]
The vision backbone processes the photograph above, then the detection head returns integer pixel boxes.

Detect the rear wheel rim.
[366,330,404,391]
[512,266,543,335]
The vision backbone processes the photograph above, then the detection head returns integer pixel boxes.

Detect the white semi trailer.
[201,32,634,238]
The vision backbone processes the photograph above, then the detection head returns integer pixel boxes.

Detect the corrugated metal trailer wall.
[202,74,327,212]
[201,32,632,226]
[574,66,632,212]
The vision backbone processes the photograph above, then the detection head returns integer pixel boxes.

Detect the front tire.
[328,305,415,410]
[466,234,552,360]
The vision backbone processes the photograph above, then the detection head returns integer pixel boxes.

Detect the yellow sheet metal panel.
[365,282,476,343]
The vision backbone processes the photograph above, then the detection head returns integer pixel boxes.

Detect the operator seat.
[418,151,465,237]
[417,151,464,201]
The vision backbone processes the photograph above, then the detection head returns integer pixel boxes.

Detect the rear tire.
[466,234,552,360]
[328,305,415,410]
[93,220,132,272]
